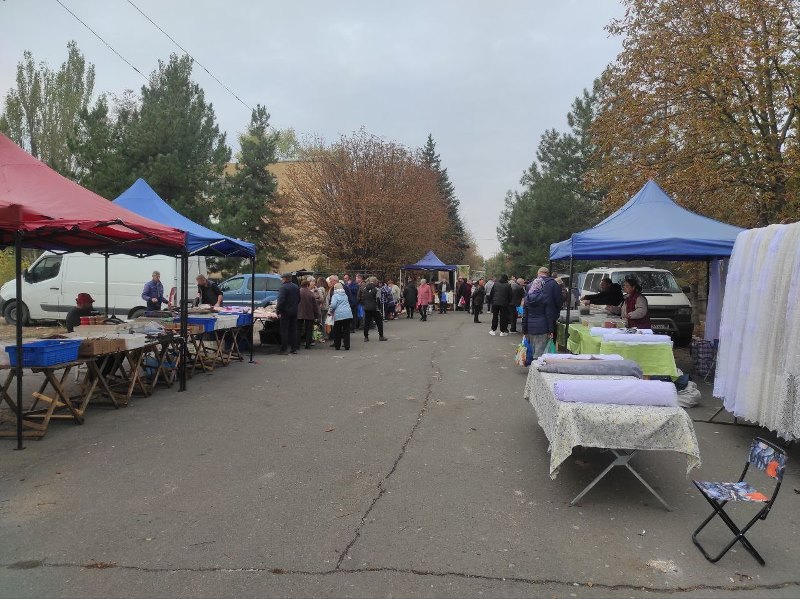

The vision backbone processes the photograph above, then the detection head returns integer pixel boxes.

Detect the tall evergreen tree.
[497,83,604,275]
[218,105,290,269]
[119,54,230,226]
[420,134,468,262]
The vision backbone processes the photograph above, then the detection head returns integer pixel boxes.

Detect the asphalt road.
[1,312,798,598]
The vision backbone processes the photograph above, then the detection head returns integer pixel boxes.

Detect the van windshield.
[610,271,682,293]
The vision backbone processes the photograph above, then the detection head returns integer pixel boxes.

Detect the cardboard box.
[79,338,116,356]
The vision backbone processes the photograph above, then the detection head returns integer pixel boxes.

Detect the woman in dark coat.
[403,280,418,319]
[522,267,562,359]
[297,278,321,349]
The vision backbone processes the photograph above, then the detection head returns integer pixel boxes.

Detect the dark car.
[218,273,283,307]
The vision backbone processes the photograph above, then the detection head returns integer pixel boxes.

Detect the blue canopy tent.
[402,250,457,271]
[400,251,457,306]
[548,179,745,345]
[549,179,744,261]
[114,179,257,384]
[114,179,255,258]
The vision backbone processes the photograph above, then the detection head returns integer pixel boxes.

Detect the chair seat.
[694,480,769,503]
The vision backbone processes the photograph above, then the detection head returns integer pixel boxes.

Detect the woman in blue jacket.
[521,267,562,359]
[328,283,354,350]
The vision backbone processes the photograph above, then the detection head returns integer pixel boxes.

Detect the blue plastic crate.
[6,339,82,367]
[236,313,253,327]
[173,317,216,332]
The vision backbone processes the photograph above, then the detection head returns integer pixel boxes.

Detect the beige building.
[224,160,323,274]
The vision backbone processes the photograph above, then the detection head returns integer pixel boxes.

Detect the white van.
[580,266,693,345]
[0,252,206,325]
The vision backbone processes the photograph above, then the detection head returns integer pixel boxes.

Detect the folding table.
[524,368,701,510]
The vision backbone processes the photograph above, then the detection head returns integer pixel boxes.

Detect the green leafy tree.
[120,54,230,225]
[218,105,290,270]
[0,41,95,175]
[420,134,469,262]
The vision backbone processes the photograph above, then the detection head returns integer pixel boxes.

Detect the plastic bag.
[515,342,527,367]
[516,336,533,367]
[545,339,556,354]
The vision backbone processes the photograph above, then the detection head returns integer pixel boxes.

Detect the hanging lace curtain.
[713,222,800,440]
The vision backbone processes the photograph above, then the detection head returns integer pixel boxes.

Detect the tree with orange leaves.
[282,130,455,274]
[591,0,800,227]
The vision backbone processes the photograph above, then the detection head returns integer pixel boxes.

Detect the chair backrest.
[747,438,787,482]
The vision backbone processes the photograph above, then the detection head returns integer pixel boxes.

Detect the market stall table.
[524,366,700,510]
[557,323,678,378]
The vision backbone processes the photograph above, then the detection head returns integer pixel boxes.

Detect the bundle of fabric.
[601,333,673,344]
[589,327,653,337]
[538,353,624,362]
[537,358,643,378]
[553,379,679,407]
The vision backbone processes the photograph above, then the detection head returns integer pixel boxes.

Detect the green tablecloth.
[556,323,678,378]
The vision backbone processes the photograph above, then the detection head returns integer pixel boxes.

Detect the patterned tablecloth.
[524,368,701,479]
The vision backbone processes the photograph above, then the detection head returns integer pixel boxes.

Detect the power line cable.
[125,0,253,112]
[54,0,149,82]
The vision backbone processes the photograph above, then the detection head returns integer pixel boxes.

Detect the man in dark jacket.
[358,277,386,342]
[488,274,512,336]
[297,278,321,349]
[471,279,485,323]
[582,277,624,307]
[522,267,562,360]
[277,273,300,354]
[509,277,525,333]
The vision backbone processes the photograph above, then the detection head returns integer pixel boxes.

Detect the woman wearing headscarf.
[328,283,354,350]
[608,275,651,329]
[403,279,418,319]
[416,278,433,322]
[522,267,562,359]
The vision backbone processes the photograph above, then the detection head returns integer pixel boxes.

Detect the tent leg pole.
[14,231,24,451]
[563,257,574,351]
[179,252,188,392]
[249,257,255,363]
[104,253,109,317]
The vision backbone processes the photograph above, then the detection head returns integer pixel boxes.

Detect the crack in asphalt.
[8,560,800,594]
[333,324,455,569]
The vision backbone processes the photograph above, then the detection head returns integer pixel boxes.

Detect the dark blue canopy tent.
[549,179,744,261]
[400,250,457,298]
[114,178,258,382]
[548,179,745,345]
[113,179,255,258]
[402,250,457,271]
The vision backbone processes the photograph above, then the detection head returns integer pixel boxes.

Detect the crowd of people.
[268,267,652,362]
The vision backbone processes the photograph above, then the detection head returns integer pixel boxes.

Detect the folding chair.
[691,437,787,565]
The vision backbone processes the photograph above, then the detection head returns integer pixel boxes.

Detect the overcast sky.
[1,0,623,258]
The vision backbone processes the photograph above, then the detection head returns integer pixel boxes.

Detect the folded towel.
[540,353,624,362]
[553,379,678,407]
[602,334,673,344]
[538,359,643,378]
[590,327,621,337]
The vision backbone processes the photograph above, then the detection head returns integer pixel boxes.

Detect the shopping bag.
[516,305,524,316]
[515,342,526,367]
[524,336,533,366]
[545,338,556,354]
[459,296,466,307]
[357,305,365,319]
[325,313,334,335]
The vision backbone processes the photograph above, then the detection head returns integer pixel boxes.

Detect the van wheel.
[128,308,146,320]
[3,301,29,326]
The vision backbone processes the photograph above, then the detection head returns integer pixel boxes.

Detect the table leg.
[85,356,120,409]
[569,450,672,511]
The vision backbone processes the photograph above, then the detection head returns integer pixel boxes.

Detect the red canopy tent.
[0,134,185,253]
[0,133,186,449]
